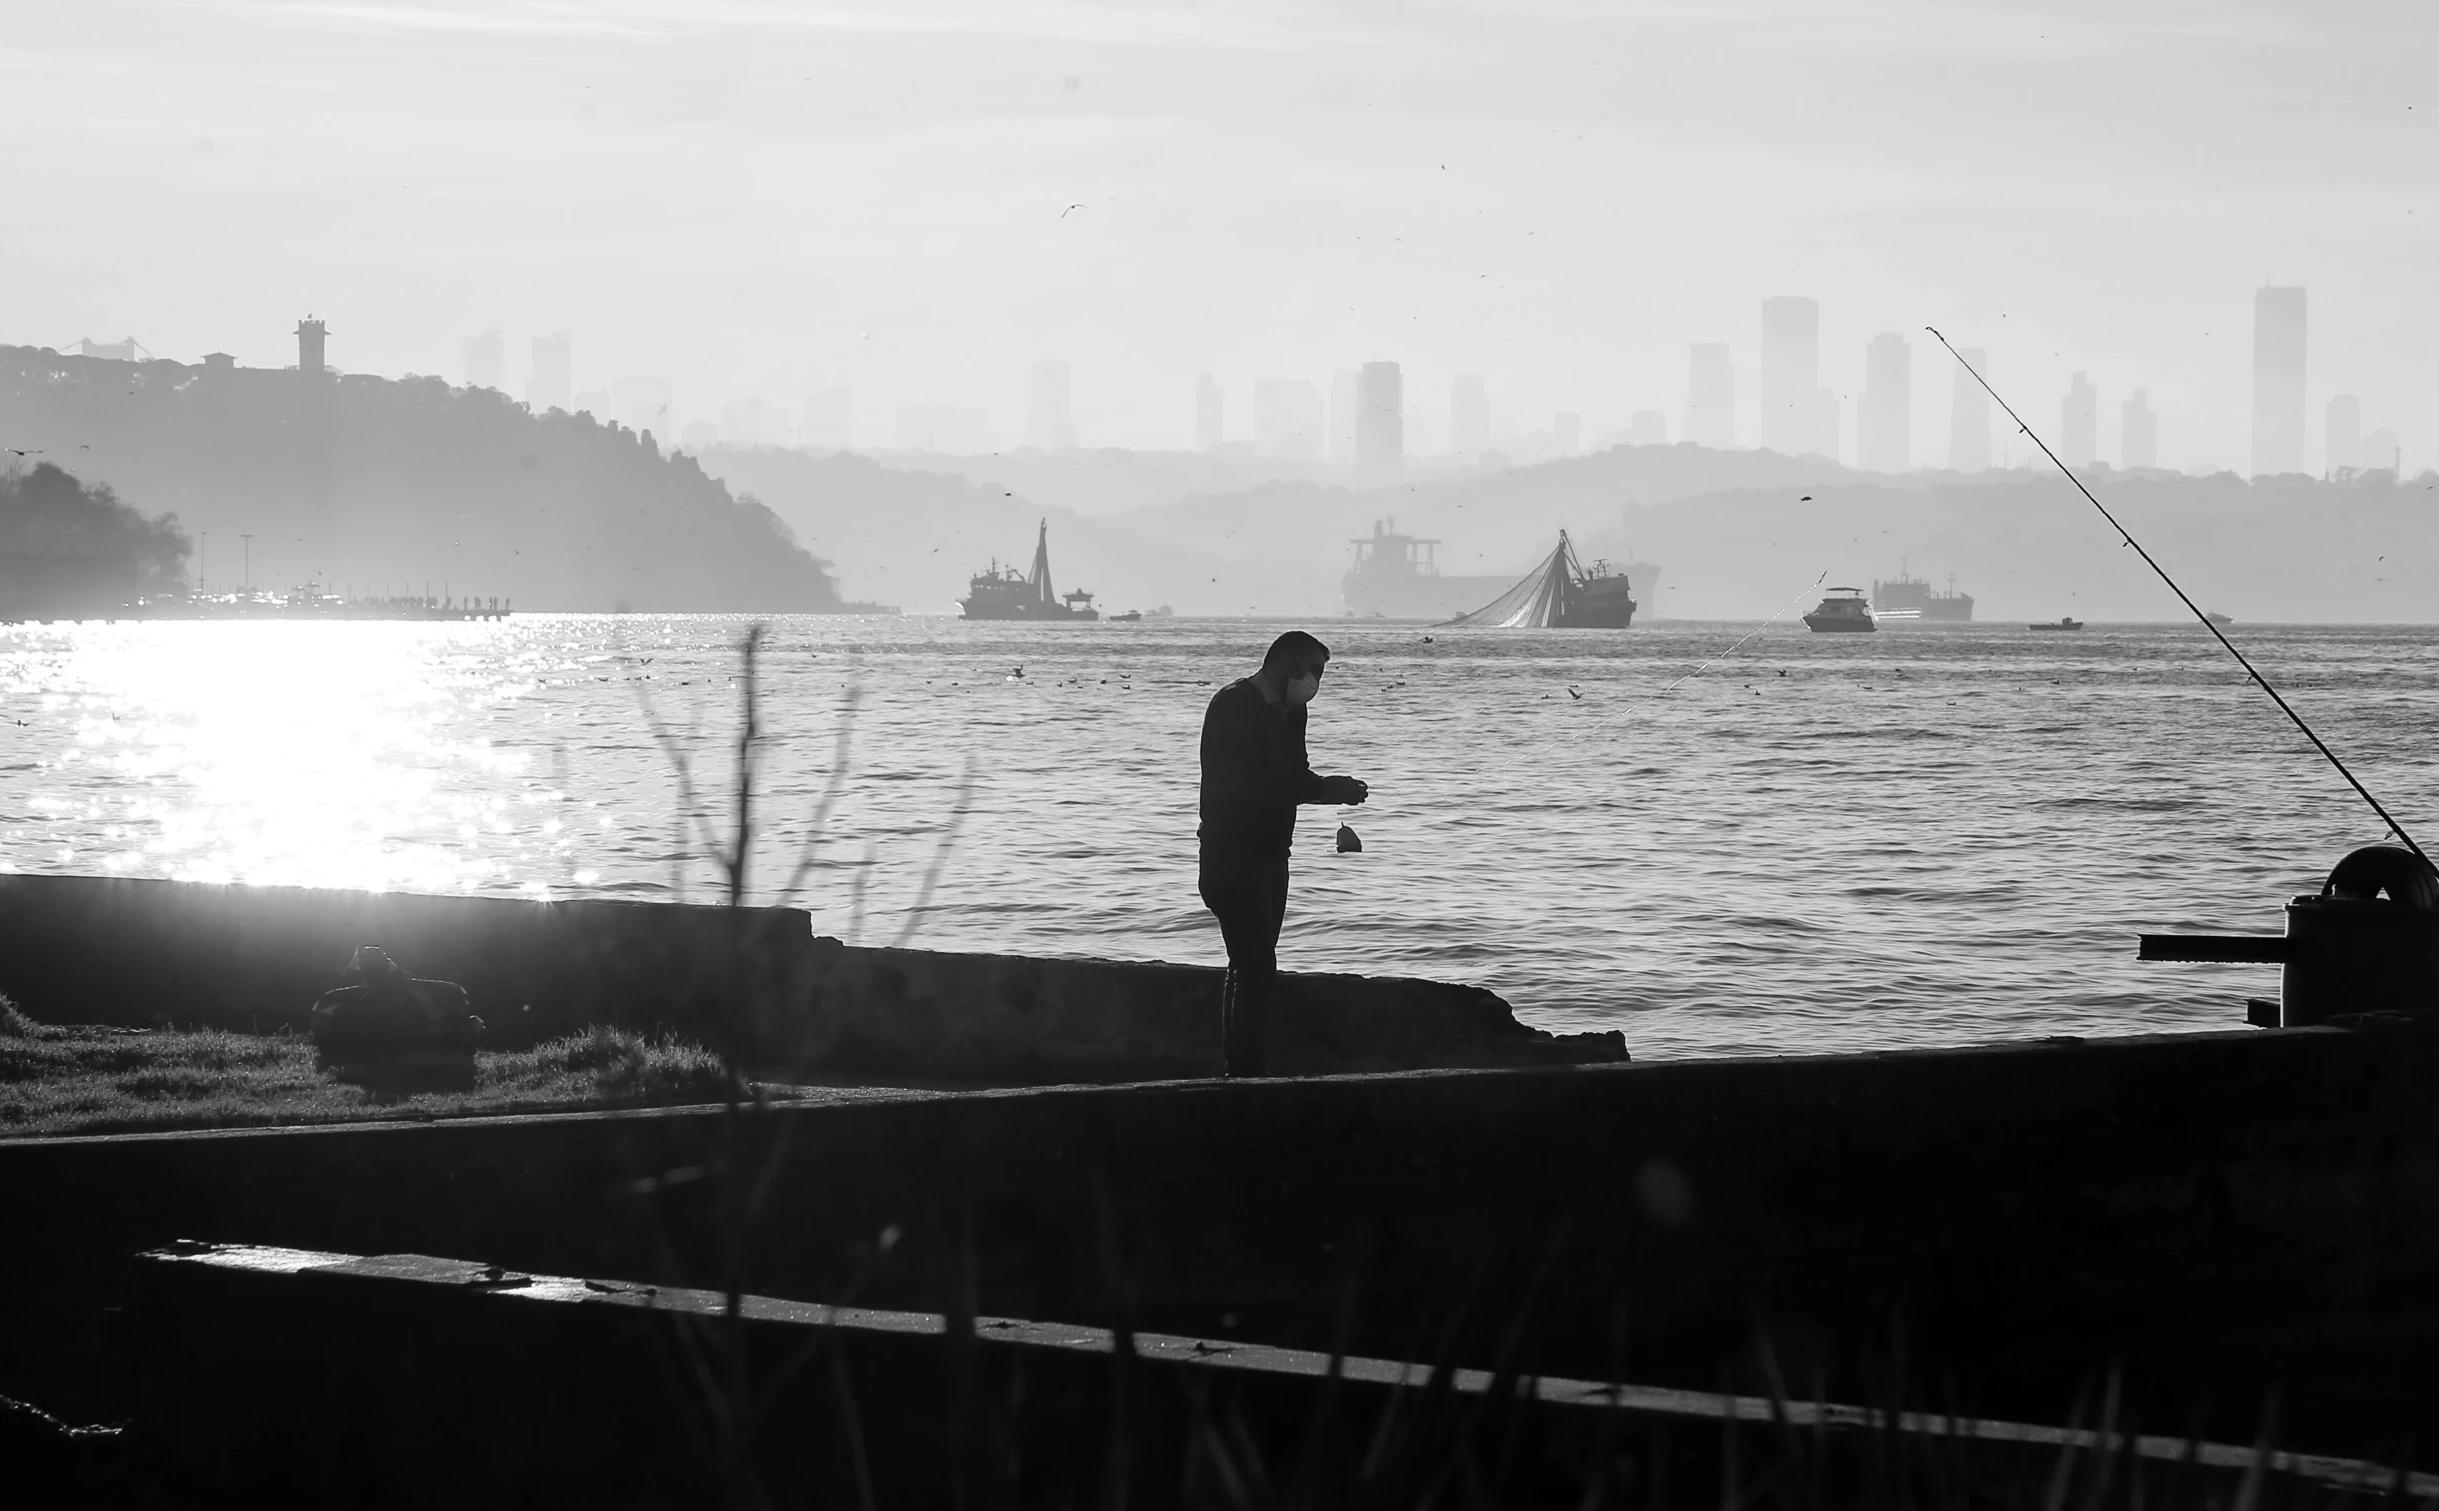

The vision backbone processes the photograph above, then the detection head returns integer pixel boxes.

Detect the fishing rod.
[1927,326,2429,868]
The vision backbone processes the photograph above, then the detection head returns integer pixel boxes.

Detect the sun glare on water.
[14,622,562,894]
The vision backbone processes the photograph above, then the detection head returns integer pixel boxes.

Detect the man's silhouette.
[1198,630,1369,1077]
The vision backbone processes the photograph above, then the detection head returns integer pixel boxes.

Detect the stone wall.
[8,1022,2439,1458]
[0,873,1622,1077]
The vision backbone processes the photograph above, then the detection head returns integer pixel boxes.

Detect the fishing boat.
[1801,587,1876,633]
[1436,530,1635,629]
[960,521,1099,621]
[2028,617,2085,631]
[1108,609,1143,623]
[2207,611,2235,628]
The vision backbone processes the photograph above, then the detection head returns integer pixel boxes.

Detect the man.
[1198,630,1369,1077]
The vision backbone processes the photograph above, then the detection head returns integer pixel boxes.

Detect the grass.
[0,994,748,1139]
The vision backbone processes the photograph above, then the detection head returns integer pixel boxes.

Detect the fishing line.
[1928,326,2429,867]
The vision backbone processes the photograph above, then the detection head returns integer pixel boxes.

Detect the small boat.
[2028,617,2085,631]
[1108,610,1143,623]
[1802,587,1876,633]
[2206,611,2234,628]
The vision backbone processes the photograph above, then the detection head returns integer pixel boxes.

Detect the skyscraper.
[2362,427,2401,474]
[527,333,571,413]
[1684,343,1735,450]
[2122,389,2158,470]
[1356,362,1404,476]
[1760,297,1830,458]
[615,376,675,441]
[2325,393,2361,473]
[1626,410,1667,446]
[463,330,503,392]
[1195,373,1223,451]
[1252,377,1325,460]
[1027,359,1077,450]
[804,388,851,450]
[2251,286,2306,476]
[1858,332,1911,473]
[1328,369,1359,465]
[1947,347,1991,472]
[1551,412,1580,457]
[1450,374,1490,459]
[2061,371,2098,470]
[721,397,768,448]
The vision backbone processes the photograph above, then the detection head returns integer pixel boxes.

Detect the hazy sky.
[8,0,2432,470]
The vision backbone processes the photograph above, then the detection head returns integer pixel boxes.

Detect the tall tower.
[1759,297,1820,457]
[1327,370,1360,465]
[1251,377,1324,460]
[2122,389,2158,469]
[1684,343,1735,450]
[1356,361,1404,477]
[2325,394,2361,473]
[2061,371,2098,469]
[2250,286,2306,476]
[527,333,572,413]
[1858,332,1911,473]
[1027,359,1076,450]
[1947,347,1991,472]
[1450,374,1490,459]
[462,330,503,391]
[295,317,329,376]
[1195,373,1223,451]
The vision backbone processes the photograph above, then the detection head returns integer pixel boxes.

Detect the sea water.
[5,615,2435,1059]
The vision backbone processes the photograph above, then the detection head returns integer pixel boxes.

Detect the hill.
[1105,443,1857,615]
[0,346,845,611]
[693,446,1308,616]
[1577,469,2439,622]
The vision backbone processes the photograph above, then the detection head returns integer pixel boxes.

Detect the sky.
[6,0,2433,471]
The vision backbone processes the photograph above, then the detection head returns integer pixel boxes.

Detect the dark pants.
[1198,857,1289,1077]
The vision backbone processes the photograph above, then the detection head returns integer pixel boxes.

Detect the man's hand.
[1320,774,1369,806]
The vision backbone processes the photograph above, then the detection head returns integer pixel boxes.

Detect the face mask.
[1286,671,1320,706]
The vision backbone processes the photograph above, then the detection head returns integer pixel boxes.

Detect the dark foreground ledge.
[4,867,1639,1082]
[9,1019,2439,1463]
[124,1242,2431,1509]
[0,871,1624,1077]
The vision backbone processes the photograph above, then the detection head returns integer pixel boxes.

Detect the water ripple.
[2,616,2432,1059]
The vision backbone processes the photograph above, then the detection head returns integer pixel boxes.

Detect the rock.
[308,946,484,1054]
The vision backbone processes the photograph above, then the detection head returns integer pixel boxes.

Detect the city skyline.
[9,2,2429,474]
[426,276,2402,478]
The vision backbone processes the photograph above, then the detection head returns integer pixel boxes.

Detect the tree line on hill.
[0,346,847,612]
[0,460,191,618]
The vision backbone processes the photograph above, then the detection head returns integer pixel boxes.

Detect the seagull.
[1567,686,1583,700]
[1061,203,1086,217]
[1799,495,1813,501]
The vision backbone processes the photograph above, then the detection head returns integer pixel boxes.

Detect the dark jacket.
[1198,678,1327,864]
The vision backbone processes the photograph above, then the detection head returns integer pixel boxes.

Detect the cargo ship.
[1345,518,1659,621]
[960,521,1099,621]
[1868,562,1973,623]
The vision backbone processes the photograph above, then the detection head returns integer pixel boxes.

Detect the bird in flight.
[1061,204,1086,218]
